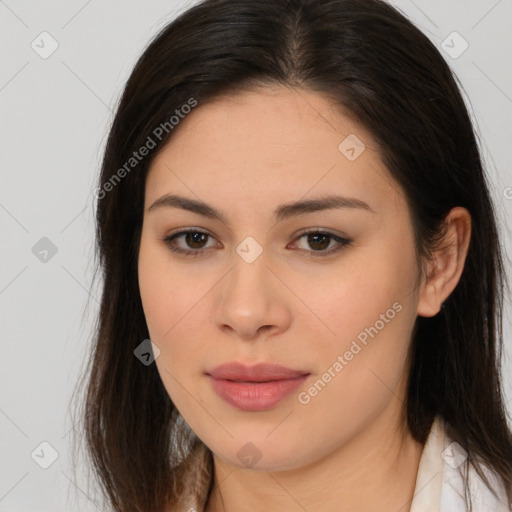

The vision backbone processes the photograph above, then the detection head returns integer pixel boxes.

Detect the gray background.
[1,0,511,510]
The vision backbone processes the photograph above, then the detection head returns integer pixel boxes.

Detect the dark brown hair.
[71,0,512,510]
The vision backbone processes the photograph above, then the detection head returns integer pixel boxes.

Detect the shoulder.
[440,421,510,511]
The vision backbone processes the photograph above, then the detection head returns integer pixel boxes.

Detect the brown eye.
[163,228,351,258]
[305,233,331,251]
[164,230,219,256]
[181,231,209,249]
[292,230,352,257]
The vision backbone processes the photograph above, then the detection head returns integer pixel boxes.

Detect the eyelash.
[162,228,352,258]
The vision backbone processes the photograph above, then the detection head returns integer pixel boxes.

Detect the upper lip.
[207,362,310,382]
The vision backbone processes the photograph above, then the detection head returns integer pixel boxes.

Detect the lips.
[206,362,310,411]
[206,361,309,382]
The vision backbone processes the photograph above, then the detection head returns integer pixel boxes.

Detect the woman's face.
[138,85,425,471]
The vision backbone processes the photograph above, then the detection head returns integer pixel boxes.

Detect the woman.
[73,0,512,510]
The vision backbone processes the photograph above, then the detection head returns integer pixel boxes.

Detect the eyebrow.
[147,193,375,222]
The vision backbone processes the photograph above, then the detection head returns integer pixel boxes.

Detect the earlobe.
[417,280,443,318]
[416,207,472,318]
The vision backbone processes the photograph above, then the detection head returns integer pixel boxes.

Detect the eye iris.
[308,233,330,250]
[186,232,208,249]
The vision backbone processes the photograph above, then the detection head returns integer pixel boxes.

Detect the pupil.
[187,232,207,248]
[309,234,329,250]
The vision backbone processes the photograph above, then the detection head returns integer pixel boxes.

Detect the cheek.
[304,242,417,401]
[138,243,169,340]
[317,243,415,347]
[138,239,214,395]
[138,236,199,341]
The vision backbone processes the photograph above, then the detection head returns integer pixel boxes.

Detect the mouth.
[206,362,310,411]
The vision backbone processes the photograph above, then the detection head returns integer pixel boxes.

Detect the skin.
[137,85,471,511]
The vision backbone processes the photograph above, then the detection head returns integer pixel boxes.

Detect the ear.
[417,207,472,318]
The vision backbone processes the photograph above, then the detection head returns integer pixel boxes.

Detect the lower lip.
[208,375,309,411]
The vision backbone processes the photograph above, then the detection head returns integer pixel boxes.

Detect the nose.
[214,250,292,341]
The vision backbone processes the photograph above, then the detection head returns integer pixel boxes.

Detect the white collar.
[409,416,510,511]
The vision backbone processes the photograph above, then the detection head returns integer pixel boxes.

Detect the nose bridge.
[225,235,270,301]
[214,235,287,338]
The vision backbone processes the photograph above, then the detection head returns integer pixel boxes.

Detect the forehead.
[145,86,401,215]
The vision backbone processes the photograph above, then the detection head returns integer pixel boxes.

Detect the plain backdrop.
[1,1,511,510]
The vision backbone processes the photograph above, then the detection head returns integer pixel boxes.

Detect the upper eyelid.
[167,227,345,240]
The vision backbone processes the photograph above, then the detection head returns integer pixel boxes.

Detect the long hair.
[71,0,512,510]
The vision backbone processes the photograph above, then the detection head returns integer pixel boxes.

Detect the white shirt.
[409,416,510,511]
